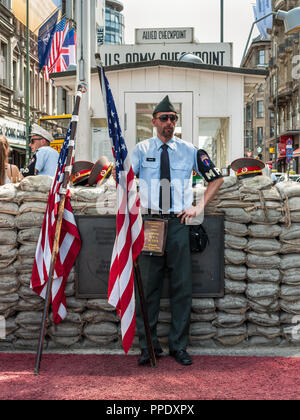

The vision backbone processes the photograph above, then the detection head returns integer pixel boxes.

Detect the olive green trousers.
[135,217,192,352]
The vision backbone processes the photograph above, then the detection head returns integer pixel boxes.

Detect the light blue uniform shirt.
[35,146,59,177]
[131,136,199,212]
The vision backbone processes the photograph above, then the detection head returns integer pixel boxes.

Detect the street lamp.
[241,7,300,66]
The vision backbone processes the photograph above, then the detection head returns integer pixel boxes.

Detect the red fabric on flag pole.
[31,126,81,325]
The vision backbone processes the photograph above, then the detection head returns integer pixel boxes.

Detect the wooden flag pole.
[134,259,157,367]
[95,53,156,367]
[34,85,84,375]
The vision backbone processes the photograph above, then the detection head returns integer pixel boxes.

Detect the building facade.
[0,0,60,168]
[105,0,124,44]
[242,0,300,173]
[267,0,300,173]
[242,36,271,162]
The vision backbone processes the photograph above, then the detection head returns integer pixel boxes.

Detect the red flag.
[31,124,81,324]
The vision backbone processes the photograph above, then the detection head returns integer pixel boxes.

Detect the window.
[199,117,229,170]
[246,104,252,122]
[258,50,265,65]
[270,112,275,137]
[257,127,263,145]
[257,101,264,118]
[289,103,293,130]
[0,42,7,86]
[245,129,253,150]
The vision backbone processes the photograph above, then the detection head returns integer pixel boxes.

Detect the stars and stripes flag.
[44,18,69,80]
[99,64,144,354]
[30,123,81,325]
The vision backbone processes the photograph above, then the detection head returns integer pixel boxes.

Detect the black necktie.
[159,144,172,213]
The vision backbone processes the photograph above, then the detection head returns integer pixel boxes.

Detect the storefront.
[52,60,267,170]
[0,117,26,168]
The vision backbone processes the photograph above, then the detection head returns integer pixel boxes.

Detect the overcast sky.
[122,0,259,67]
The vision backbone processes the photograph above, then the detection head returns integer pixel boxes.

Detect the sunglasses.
[155,114,178,123]
[30,137,43,144]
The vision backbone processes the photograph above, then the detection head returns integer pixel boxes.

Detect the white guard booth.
[52,60,267,172]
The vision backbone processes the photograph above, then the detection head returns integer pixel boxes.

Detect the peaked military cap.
[153,95,177,116]
[88,156,113,186]
[71,161,94,186]
[231,157,265,179]
[29,123,54,143]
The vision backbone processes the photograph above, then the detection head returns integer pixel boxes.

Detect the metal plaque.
[75,215,224,298]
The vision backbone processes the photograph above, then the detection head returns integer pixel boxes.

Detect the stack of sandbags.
[274,182,300,343]
[14,177,51,331]
[70,178,117,216]
[0,184,19,350]
[189,299,217,347]
[82,299,119,348]
[208,176,285,346]
[276,181,300,223]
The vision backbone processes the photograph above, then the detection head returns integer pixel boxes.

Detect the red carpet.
[0,353,300,400]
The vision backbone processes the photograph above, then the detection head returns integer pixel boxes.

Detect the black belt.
[145,210,179,219]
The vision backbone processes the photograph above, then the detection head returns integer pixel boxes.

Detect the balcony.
[272,81,293,105]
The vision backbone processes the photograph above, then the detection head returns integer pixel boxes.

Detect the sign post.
[286,138,293,180]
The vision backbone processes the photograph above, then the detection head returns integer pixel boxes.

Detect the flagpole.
[95,53,156,367]
[34,84,84,376]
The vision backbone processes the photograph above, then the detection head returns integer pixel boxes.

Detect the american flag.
[100,65,144,354]
[31,123,81,325]
[45,18,69,80]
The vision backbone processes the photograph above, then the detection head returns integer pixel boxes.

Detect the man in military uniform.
[129,96,224,366]
[23,124,59,177]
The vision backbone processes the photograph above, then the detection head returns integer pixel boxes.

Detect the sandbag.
[246,238,281,255]
[224,221,248,237]
[19,176,52,193]
[0,230,17,245]
[247,268,280,283]
[0,202,18,215]
[248,224,282,238]
[0,214,15,229]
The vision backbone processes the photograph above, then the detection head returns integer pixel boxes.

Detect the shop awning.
[10,144,26,150]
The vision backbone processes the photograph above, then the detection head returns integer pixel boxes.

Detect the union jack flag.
[51,28,76,74]
[45,18,69,80]
[100,64,144,354]
[31,123,81,325]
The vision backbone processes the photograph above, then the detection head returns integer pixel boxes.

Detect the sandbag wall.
[0,174,300,351]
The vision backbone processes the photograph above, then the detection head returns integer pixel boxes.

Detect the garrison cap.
[153,95,177,116]
[30,123,54,143]
[231,157,265,179]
